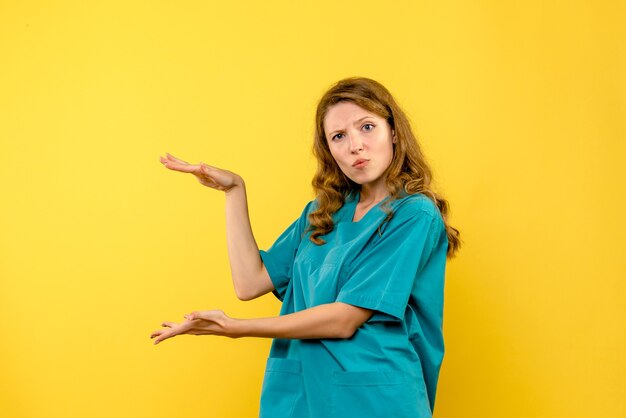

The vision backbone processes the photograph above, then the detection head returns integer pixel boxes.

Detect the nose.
[349,133,364,154]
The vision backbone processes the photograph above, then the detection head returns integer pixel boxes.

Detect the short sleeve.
[336,206,439,320]
[259,200,315,301]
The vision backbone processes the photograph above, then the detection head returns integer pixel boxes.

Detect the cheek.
[328,146,345,165]
[381,142,395,165]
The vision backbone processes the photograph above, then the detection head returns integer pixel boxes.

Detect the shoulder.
[389,193,441,223]
[303,199,318,216]
[295,199,318,226]
[385,194,447,251]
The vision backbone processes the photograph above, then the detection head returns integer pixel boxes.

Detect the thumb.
[186,310,221,321]
[185,311,214,320]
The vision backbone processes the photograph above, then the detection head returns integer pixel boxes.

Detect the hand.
[159,153,243,192]
[150,309,236,345]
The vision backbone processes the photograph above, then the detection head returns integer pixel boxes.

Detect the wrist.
[227,317,246,339]
[225,176,245,194]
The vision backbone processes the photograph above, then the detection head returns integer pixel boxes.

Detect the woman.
[150,77,461,418]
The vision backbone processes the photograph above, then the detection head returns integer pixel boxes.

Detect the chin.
[348,177,375,186]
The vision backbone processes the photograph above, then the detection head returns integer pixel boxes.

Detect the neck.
[359,183,389,206]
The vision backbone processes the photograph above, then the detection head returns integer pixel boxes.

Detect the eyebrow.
[327,116,375,137]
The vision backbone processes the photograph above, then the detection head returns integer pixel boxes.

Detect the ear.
[392,129,397,143]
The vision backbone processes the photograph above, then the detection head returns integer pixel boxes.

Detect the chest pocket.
[294,243,350,305]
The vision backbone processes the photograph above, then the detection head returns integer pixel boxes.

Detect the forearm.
[223,181,264,297]
[151,303,374,345]
[230,302,372,340]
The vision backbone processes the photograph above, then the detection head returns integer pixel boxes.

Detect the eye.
[331,133,344,141]
[363,123,375,132]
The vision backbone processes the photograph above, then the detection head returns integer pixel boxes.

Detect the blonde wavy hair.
[308,76,461,258]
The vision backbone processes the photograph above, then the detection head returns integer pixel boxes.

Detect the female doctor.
[150,77,461,418]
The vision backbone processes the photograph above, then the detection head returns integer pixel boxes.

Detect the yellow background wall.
[1,1,624,417]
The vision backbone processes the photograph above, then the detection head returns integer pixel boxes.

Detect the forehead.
[323,101,383,132]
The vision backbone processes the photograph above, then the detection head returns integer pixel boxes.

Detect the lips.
[352,159,369,168]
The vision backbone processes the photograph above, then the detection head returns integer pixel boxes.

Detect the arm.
[232,302,374,339]
[160,153,274,301]
[150,302,374,344]
[223,182,275,301]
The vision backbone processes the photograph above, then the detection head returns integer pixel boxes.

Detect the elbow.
[336,322,358,339]
[234,287,256,301]
[235,292,251,302]
[233,268,272,301]
[233,281,257,301]
[332,303,372,339]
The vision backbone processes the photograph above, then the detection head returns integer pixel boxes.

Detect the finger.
[186,311,205,320]
[161,321,177,328]
[153,333,169,345]
[185,312,200,320]
[200,165,233,183]
[152,329,176,345]
[201,164,226,175]
[166,153,190,165]
[195,174,221,188]
[150,329,166,339]
[200,162,217,171]
[198,165,217,180]
[198,166,228,188]
[160,155,180,165]
[188,310,222,321]
[164,162,201,174]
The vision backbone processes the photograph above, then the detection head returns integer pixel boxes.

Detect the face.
[323,101,396,192]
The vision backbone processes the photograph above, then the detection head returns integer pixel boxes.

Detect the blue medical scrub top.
[258,190,448,418]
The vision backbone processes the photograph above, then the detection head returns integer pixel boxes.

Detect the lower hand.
[150,309,236,345]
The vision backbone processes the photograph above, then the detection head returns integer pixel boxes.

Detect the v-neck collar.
[343,190,391,224]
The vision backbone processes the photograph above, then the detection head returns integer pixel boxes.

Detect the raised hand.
[159,153,243,192]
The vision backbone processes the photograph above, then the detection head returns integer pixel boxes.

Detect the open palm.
[159,153,241,191]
